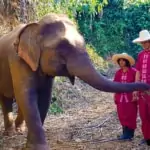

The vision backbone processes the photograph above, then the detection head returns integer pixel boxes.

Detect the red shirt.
[136,50,150,84]
[114,67,136,103]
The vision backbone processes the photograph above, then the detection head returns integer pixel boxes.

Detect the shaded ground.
[0,78,150,150]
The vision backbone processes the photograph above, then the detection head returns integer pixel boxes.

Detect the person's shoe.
[146,139,150,146]
[117,126,134,141]
[126,127,135,139]
[117,134,132,140]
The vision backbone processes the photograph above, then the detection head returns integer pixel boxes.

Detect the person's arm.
[132,55,141,101]
[113,71,120,101]
[132,71,140,101]
[135,71,140,82]
[135,53,141,82]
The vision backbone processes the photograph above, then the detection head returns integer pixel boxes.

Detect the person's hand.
[132,91,139,102]
[144,90,150,96]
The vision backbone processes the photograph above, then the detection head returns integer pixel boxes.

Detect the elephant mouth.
[56,64,75,85]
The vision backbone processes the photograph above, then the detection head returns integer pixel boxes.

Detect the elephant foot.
[15,121,26,134]
[3,127,16,136]
[22,143,50,150]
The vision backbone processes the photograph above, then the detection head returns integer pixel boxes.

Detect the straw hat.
[133,30,150,43]
[112,53,135,66]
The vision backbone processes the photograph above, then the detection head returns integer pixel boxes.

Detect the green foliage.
[49,101,63,115]
[86,44,108,69]
[49,87,64,115]
[124,0,150,8]
[123,1,150,58]
[36,0,108,20]
[77,0,150,59]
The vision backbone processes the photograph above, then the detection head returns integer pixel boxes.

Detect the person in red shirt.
[133,30,150,146]
[112,53,138,140]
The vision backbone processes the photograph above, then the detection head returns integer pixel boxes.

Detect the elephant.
[0,13,150,150]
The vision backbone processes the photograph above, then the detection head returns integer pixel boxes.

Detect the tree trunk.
[0,0,36,30]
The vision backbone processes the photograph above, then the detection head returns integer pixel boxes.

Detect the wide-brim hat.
[112,53,135,66]
[133,30,150,43]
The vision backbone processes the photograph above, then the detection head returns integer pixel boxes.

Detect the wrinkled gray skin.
[0,13,150,150]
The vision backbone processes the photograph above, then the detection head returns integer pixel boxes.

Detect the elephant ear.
[15,23,40,71]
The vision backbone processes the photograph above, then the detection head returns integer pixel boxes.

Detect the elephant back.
[0,24,26,55]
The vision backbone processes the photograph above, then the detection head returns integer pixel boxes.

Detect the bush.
[86,44,108,70]
[77,0,150,59]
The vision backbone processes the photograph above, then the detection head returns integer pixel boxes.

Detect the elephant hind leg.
[0,96,15,136]
[15,106,26,134]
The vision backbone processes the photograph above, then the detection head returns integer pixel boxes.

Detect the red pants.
[139,95,150,140]
[116,99,138,129]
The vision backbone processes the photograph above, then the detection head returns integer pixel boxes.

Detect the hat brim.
[112,54,135,66]
[132,37,150,43]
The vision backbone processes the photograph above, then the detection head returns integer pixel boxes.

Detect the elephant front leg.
[15,106,26,134]
[15,90,48,150]
[25,77,53,150]
[9,56,49,150]
[11,76,48,149]
[0,96,15,136]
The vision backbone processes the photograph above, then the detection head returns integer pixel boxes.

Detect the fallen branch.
[90,138,131,143]
[74,115,112,130]
[73,137,131,144]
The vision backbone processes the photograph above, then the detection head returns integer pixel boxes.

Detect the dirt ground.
[0,78,150,150]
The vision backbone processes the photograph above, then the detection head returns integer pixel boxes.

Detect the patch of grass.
[57,77,68,82]
[49,101,63,115]
[49,88,64,115]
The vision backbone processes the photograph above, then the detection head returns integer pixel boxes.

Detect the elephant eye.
[40,24,52,36]
[56,40,74,57]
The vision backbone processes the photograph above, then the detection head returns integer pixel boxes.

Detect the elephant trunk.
[67,52,150,93]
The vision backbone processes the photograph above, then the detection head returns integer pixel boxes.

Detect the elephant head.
[14,13,150,93]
